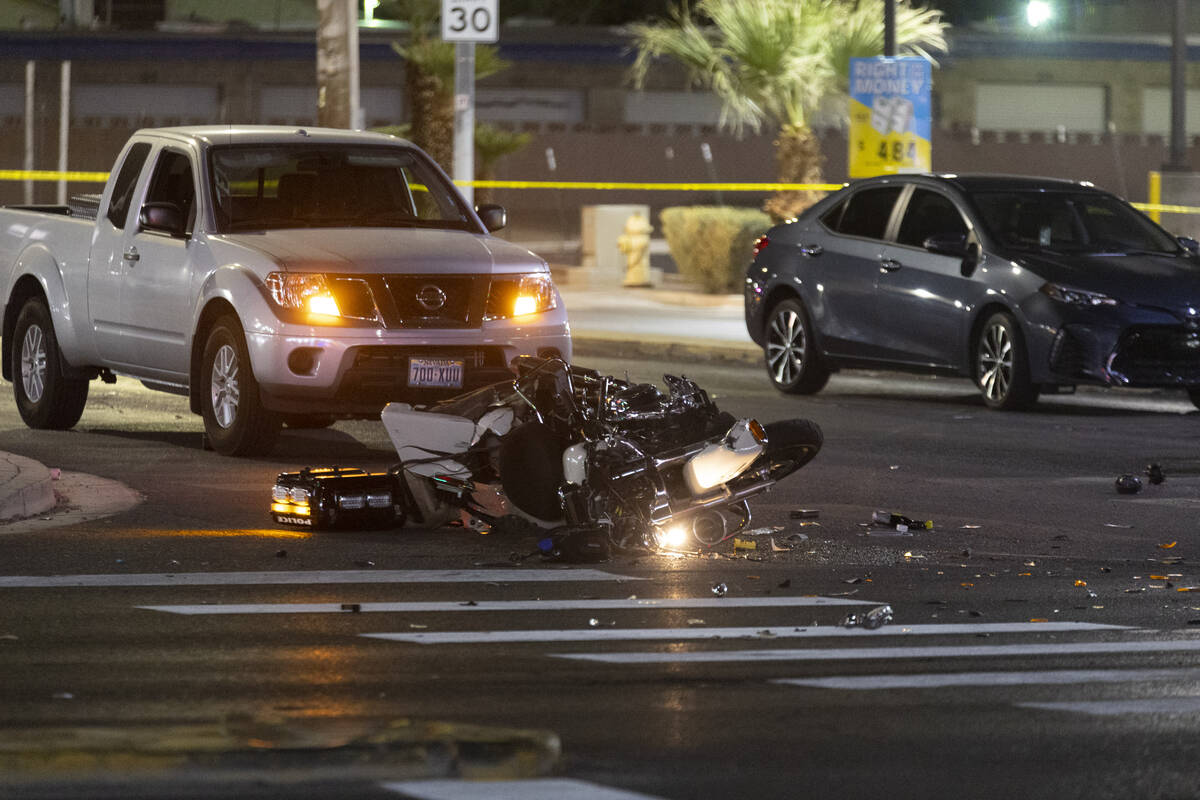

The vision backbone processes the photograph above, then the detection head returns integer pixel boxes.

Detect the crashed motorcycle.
[270,357,822,559]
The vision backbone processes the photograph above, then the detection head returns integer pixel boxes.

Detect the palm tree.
[628,0,947,219]
[387,0,510,171]
[474,123,533,206]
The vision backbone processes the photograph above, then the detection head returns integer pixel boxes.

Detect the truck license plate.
[408,358,464,388]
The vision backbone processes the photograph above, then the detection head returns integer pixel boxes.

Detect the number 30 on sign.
[442,0,499,43]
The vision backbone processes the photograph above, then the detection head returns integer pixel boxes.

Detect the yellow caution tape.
[6,168,1200,215]
[0,169,109,182]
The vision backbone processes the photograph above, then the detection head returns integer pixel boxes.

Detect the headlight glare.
[266,272,378,322]
[1040,282,1119,307]
[486,273,558,320]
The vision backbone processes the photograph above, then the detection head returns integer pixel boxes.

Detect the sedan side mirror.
[140,202,185,237]
[476,203,507,233]
[923,232,968,257]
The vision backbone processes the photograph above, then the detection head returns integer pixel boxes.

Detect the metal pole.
[884,0,896,57]
[453,41,475,207]
[1168,0,1188,170]
[24,61,34,205]
[58,60,70,206]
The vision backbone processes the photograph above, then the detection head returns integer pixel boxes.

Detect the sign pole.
[453,42,475,207]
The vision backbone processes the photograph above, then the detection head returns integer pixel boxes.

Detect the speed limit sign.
[442,0,498,43]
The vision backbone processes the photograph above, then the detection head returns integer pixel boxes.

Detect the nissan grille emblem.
[415,284,447,311]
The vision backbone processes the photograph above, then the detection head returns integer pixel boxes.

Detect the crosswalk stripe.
[137,596,875,615]
[381,778,666,800]
[1019,698,1200,716]
[0,569,638,588]
[553,637,1200,664]
[363,622,1130,645]
[775,668,1192,690]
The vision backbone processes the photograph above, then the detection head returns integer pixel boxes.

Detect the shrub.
[660,206,771,294]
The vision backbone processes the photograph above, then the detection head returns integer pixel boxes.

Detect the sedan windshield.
[208,144,475,233]
[971,190,1180,255]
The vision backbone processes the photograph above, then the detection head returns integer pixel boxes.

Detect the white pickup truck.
[0,125,571,455]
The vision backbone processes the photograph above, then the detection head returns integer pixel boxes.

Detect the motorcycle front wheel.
[753,418,824,483]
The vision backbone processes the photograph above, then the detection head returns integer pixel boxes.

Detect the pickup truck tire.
[12,297,88,429]
[201,316,281,456]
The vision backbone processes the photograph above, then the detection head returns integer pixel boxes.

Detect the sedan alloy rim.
[210,343,240,429]
[978,323,1013,402]
[20,324,46,404]
[766,308,805,386]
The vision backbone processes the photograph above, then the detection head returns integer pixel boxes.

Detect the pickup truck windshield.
[208,144,476,233]
[972,190,1180,255]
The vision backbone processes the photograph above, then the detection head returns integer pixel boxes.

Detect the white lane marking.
[362,622,1130,645]
[0,569,639,588]
[554,638,1200,664]
[381,778,666,800]
[138,596,875,615]
[776,668,1193,690]
[1019,698,1200,716]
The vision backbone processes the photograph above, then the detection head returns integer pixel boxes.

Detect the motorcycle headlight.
[266,273,379,323]
[1040,282,1119,307]
[486,273,558,320]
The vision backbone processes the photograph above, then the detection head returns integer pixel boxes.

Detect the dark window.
[106,141,152,229]
[896,189,968,247]
[828,187,902,240]
[972,190,1178,254]
[144,149,196,235]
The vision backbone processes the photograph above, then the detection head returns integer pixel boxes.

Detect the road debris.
[770,538,792,552]
[711,582,728,597]
[732,538,757,552]
[842,604,894,630]
[1159,541,1178,549]
[1104,523,1133,529]
[1114,474,1142,494]
[790,508,820,520]
[588,618,615,627]
[871,510,933,533]
[687,619,706,626]
[275,550,287,558]
[341,603,361,613]
[1145,463,1166,485]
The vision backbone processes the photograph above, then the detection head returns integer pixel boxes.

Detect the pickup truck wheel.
[201,316,281,456]
[12,298,88,429]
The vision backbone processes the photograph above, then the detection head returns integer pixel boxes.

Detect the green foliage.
[628,0,948,134]
[475,123,532,168]
[660,206,771,294]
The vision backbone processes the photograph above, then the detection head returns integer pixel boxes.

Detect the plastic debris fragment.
[842,604,894,630]
[733,538,757,551]
[790,509,820,519]
[1114,475,1142,494]
[771,538,792,552]
[1104,523,1133,529]
[52,692,74,700]
[872,510,933,532]
[687,618,706,626]
[711,582,728,597]
[275,550,287,558]
[1145,463,1166,485]
[1159,541,1178,549]
[1074,580,1087,587]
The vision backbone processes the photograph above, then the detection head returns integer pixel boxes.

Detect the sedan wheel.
[764,299,830,395]
[975,312,1038,410]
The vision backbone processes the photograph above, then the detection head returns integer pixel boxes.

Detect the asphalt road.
[3,357,1200,799]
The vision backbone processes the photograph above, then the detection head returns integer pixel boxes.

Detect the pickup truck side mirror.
[140,202,185,237]
[475,203,507,233]
[1178,235,1200,255]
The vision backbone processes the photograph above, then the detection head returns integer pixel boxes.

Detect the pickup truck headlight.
[266,273,379,323]
[485,273,558,320]
[1040,282,1119,307]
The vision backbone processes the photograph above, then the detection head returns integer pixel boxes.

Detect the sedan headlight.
[486,273,558,320]
[266,273,379,322]
[1040,282,1119,307]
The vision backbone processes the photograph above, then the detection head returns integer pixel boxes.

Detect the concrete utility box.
[581,204,650,287]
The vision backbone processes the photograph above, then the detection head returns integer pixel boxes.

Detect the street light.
[1026,0,1053,27]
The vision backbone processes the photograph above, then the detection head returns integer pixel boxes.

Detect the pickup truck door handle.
[879,258,902,273]
[123,246,140,263]
[799,243,823,257]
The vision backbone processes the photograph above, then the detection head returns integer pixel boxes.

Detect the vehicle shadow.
[824,388,1195,418]
[83,427,398,463]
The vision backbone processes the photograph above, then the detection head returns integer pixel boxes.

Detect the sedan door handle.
[879,258,902,273]
[123,246,140,263]
[799,243,823,257]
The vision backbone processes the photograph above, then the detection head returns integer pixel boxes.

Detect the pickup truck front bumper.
[248,314,572,416]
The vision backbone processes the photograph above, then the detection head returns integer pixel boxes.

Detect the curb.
[572,330,762,367]
[0,717,561,789]
[0,452,56,522]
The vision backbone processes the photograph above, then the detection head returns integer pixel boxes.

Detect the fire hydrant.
[616,212,653,287]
